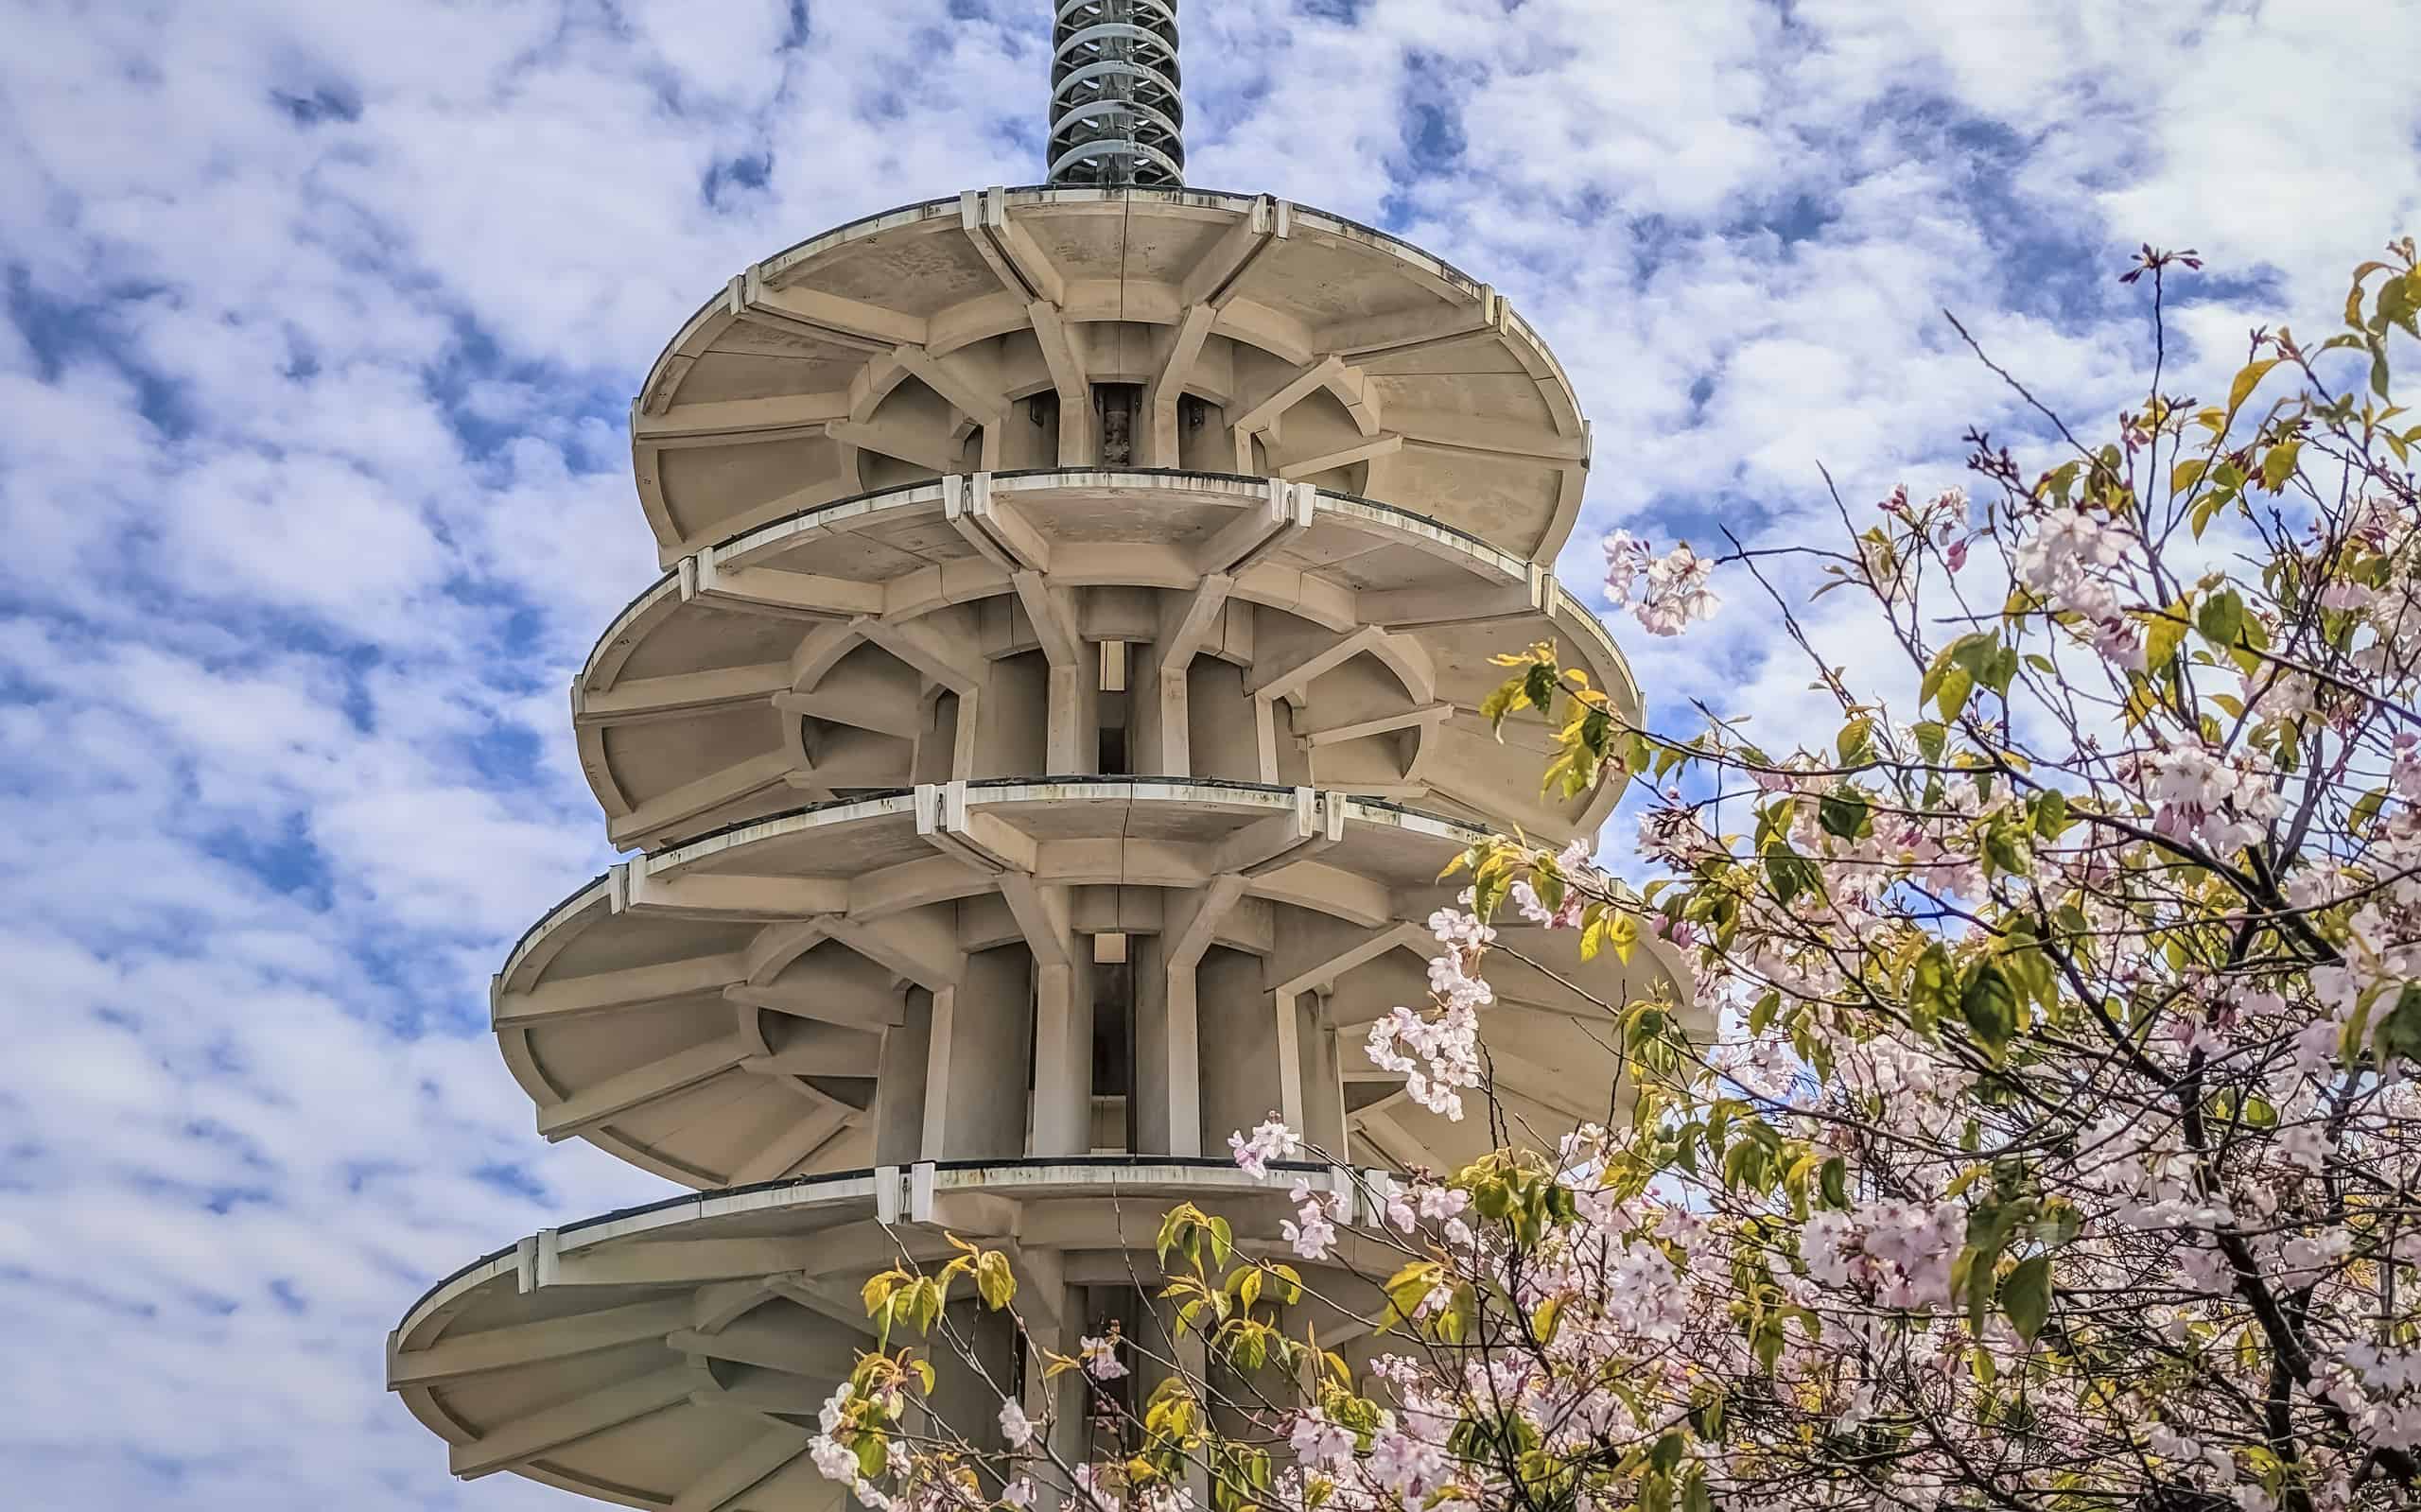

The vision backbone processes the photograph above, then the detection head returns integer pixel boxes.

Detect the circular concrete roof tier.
[495,779,1686,1191]
[392,1163,1406,1510]
[576,469,1640,853]
[632,186,1589,566]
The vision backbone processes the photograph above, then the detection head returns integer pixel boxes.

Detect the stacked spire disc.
[389,182,1687,1508]
[1048,0,1184,186]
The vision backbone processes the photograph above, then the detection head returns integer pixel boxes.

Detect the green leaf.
[2375,982,2421,1066]
[1819,1156,1849,1209]
[1912,721,1947,762]
[2032,788,2069,841]
[2196,589,2246,650]
[2260,440,2302,492]
[974,1249,1017,1310]
[2142,594,2193,669]
[1961,961,2021,1060]
[1763,843,1819,905]
[2003,1253,2052,1344]
[1936,666,1974,723]
[1819,790,1871,841]
[2351,786,2391,834]
[2228,358,2278,412]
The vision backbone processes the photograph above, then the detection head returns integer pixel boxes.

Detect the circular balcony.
[494,779,1688,1190]
[632,187,1589,565]
[575,469,1637,853]
[392,1161,1394,1509]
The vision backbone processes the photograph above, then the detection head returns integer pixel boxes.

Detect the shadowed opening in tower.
[1097,639,1129,774]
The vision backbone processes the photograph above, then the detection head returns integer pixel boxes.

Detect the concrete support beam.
[1230,354,1349,441]
[915,782,1039,876]
[767,1275,885,1338]
[1245,625,1385,703]
[494,952,750,1029]
[1148,867,1253,1157]
[1279,433,1402,482]
[536,1035,753,1142]
[1179,194,1288,306]
[1270,919,1430,999]
[729,1098,855,1185]
[784,621,862,693]
[449,1367,695,1479]
[1352,1099,1444,1174]
[822,909,967,995]
[723,980,902,1034]
[608,750,795,850]
[1031,303,1092,466]
[1144,303,1217,466]
[668,1320,861,1381]
[687,551,887,621]
[890,343,1007,428]
[740,267,928,348]
[618,868,851,923]
[1194,478,1315,576]
[668,1427,814,1512]
[1292,702,1454,748]
[632,391,850,443]
[1014,571,1083,669]
[1211,789,1344,877]
[739,1024,882,1079]
[857,615,986,698]
[962,186,1068,306]
[1386,406,1590,461]
[572,663,790,727]
[828,417,963,474]
[945,473,1053,574]
[1158,574,1234,672]
[389,1297,693,1387]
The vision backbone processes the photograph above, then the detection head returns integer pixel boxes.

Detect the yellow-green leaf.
[2229,358,2278,412]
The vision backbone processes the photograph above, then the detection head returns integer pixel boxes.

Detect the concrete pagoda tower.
[389,7,1688,1505]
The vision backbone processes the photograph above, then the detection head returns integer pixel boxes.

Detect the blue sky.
[1,1,2415,1505]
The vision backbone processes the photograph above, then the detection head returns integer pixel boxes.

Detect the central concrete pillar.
[1029,949,1096,1156]
[923,947,1035,1159]
[1196,946,1280,1151]
[873,988,934,1164]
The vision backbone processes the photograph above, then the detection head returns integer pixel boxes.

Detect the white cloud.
[0,0,2412,1504]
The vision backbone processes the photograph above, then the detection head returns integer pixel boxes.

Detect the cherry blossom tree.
[810,243,2421,1512]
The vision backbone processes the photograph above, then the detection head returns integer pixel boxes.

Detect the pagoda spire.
[1046,0,1184,186]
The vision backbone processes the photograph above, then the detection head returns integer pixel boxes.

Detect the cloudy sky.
[2,0,2415,1505]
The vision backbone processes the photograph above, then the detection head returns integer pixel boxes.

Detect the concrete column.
[1130,933,1175,1155]
[975,653,1048,777]
[1301,999,1346,1156]
[1130,648,1170,775]
[1029,954,1095,1156]
[1187,658,1256,784]
[912,692,961,785]
[873,988,933,1164]
[925,1302,1020,1453]
[1045,665,1092,773]
[924,947,1035,1159]
[1156,653,1191,776]
[1027,1295,1083,1463]
[1196,947,1280,1151]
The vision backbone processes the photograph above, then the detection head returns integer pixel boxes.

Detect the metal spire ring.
[1047,0,1183,187]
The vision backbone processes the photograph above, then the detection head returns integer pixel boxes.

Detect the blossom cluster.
[1602,530,1721,635]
